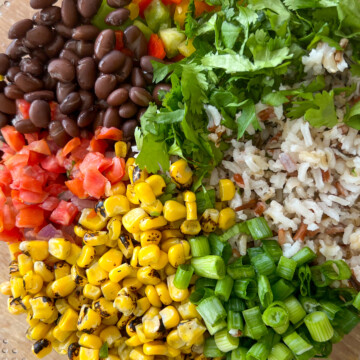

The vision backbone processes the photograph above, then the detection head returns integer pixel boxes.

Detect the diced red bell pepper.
[16,99,31,119]
[161,0,182,4]
[115,31,124,51]
[148,33,166,60]
[41,155,66,173]
[1,126,25,152]
[83,169,108,199]
[65,178,87,199]
[27,139,51,155]
[16,207,45,228]
[138,0,153,17]
[62,137,81,157]
[39,196,60,212]
[50,200,78,226]
[104,157,126,184]
[95,127,123,141]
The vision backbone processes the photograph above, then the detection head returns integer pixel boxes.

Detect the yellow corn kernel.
[138,245,160,267]
[53,332,78,355]
[32,339,52,358]
[133,297,151,317]
[161,230,182,241]
[140,230,161,247]
[141,200,163,217]
[86,262,109,286]
[218,207,236,230]
[67,288,88,311]
[155,282,172,306]
[149,251,168,271]
[67,243,82,266]
[104,195,131,218]
[130,347,154,360]
[170,160,193,187]
[144,285,162,307]
[30,296,55,320]
[26,312,39,327]
[166,345,181,358]
[74,225,87,238]
[19,241,49,261]
[53,324,72,342]
[79,208,107,231]
[71,264,88,286]
[139,216,167,232]
[166,329,186,349]
[107,216,122,242]
[117,314,132,331]
[83,284,101,300]
[114,287,137,316]
[21,294,32,310]
[200,209,219,233]
[0,281,11,296]
[34,261,54,282]
[109,263,132,283]
[45,281,56,299]
[126,334,143,347]
[136,324,153,344]
[122,207,148,233]
[137,266,161,286]
[163,201,187,222]
[129,164,148,185]
[177,319,207,345]
[178,301,200,320]
[79,347,99,360]
[98,249,123,273]
[145,175,166,197]
[9,260,20,277]
[55,298,70,315]
[134,183,156,206]
[123,277,143,292]
[79,333,103,350]
[10,276,26,298]
[126,184,140,205]
[160,238,180,253]
[186,202,197,221]
[103,315,119,327]
[130,246,140,268]
[143,315,164,340]
[93,297,118,319]
[51,275,76,298]
[8,296,26,315]
[115,141,128,158]
[168,243,189,268]
[100,326,121,346]
[78,304,102,333]
[167,275,189,302]
[8,242,20,261]
[94,245,108,257]
[126,316,142,337]
[23,270,44,295]
[54,261,71,279]
[117,343,132,360]
[48,238,71,260]
[183,191,196,203]
[219,179,236,201]
[44,326,56,343]
[107,182,126,198]
[101,280,121,301]
[159,306,180,329]
[77,245,95,268]
[164,264,176,276]
[180,219,201,235]
[18,253,33,276]
[27,322,51,341]
[143,341,168,356]
[57,307,78,332]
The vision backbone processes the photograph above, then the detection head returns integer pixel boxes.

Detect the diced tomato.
[63,137,81,157]
[194,0,215,16]
[19,190,48,204]
[0,228,22,243]
[162,0,182,3]
[27,139,51,155]
[45,183,68,196]
[28,150,44,165]
[0,165,11,188]
[115,31,124,51]
[24,133,39,144]
[83,169,108,199]
[16,99,31,120]
[19,176,44,194]
[79,152,112,174]
[104,157,126,184]
[0,188,6,208]
[65,178,87,199]
[138,0,153,17]
[11,190,26,210]
[2,203,16,231]
[90,138,108,153]
[95,127,123,141]
[41,155,65,173]
[16,207,44,228]
[50,200,78,226]
[39,196,60,212]
[0,142,16,157]
[70,139,91,161]
[5,154,29,174]
[1,126,25,152]
[49,101,59,121]
[148,34,166,60]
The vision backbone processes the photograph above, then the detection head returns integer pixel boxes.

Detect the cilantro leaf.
[196,187,216,213]
[237,99,258,139]
[344,101,360,129]
[337,0,360,33]
[284,0,338,10]
[99,343,108,359]
[185,0,198,38]
[221,21,241,49]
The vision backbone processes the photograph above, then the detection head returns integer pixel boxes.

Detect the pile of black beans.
[0,0,171,146]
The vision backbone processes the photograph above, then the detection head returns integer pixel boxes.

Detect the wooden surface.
[0,0,359,359]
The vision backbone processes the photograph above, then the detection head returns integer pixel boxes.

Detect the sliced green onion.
[318,300,341,321]
[298,264,312,296]
[332,308,360,334]
[353,292,360,311]
[203,337,225,357]
[246,342,270,360]
[283,296,307,324]
[231,347,248,360]
[310,266,331,287]
[214,328,239,352]
[223,243,233,265]
[228,297,246,312]
[262,302,289,334]
[299,296,319,314]
[246,217,273,240]
[330,287,358,306]
[268,343,293,360]
[189,287,214,305]
[173,264,194,290]
[321,260,352,280]
[195,277,217,290]
[251,253,276,276]
[242,306,268,340]
[293,347,317,360]
[196,296,226,326]
[234,279,257,300]
[291,247,317,266]
[331,327,344,344]
[204,318,227,335]
[208,233,225,256]
[272,279,296,301]
[215,275,234,302]
[283,331,313,355]
[219,222,249,242]
[312,340,333,358]
[191,255,226,280]
[304,311,334,342]
[258,275,273,308]
[189,236,210,257]
[227,261,256,280]
[276,256,297,281]
[247,247,264,259]
[262,240,283,263]
[227,310,243,331]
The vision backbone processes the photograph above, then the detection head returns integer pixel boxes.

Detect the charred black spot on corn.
[10,296,26,310]
[54,261,67,270]
[119,234,131,249]
[33,339,50,354]
[128,316,142,333]
[9,260,19,275]
[132,166,142,183]
[95,200,107,218]
[68,343,80,360]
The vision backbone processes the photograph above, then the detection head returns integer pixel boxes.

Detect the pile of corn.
[0,158,237,360]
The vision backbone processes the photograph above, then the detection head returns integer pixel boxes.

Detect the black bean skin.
[0,54,10,75]
[14,72,44,93]
[56,82,77,103]
[4,85,24,100]
[30,0,57,9]
[124,26,147,61]
[94,74,117,100]
[77,0,102,18]
[61,0,79,28]
[15,119,41,134]
[24,90,55,102]
[140,55,165,73]
[8,19,34,39]
[105,9,130,27]
[104,107,122,128]
[153,84,171,106]
[94,29,115,60]
[29,100,51,128]
[0,94,16,115]
[26,25,54,47]
[48,58,76,83]
[77,57,96,90]
[129,87,152,107]
[62,117,80,137]
[119,101,137,119]
[98,50,126,73]
[34,6,61,26]
[107,88,129,107]
[49,121,71,146]
[72,25,100,41]
[121,119,138,141]
[60,92,82,114]
[106,0,131,8]
[77,107,98,127]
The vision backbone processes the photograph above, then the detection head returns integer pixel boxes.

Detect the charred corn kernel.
[52,275,76,298]
[77,245,95,268]
[107,216,122,242]
[145,175,166,197]
[86,262,109,286]
[178,301,200,320]
[30,296,55,320]
[34,261,54,282]
[8,296,26,315]
[83,284,101,301]
[94,245,107,257]
[22,294,32,310]
[23,271,43,294]
[78,304,102,333]
[19,241,49,261]
[48,238,71,260]
[79,333,102,349]
[167,275,189,302]
[137,266,161,286]
[98,249,123,273]
[115,141,128,158]
[117,314,132,330]
[200,209,219,232]
[68,288,87,311]
[126,316,142,337]
[164,264,176,276]
[54,261,71,279]
[163,201,187,222]
[170,160,193,186]
[27,322,51,341]
[143,341,168,356]
[58,307,78,332]
[166,345,181,357]
[123,277,143,292]
[166,330,186,349]
[162,230,182,241]
[130,347,153,360]
[186,202,197,221]
[149,251,168,271]
[155,282,172,306]
[183,191,196,203]
[109,263,132,283]
[129,164,148,185]
[134,297,151,317]
[117,343,132,360]
[8,242,20,261]
[83,231,108,247]
[100,326,121,346]
[32,339,52,358]
[130,246,140,268]
[71,264,88,286]
[9,260,20,277]
[134,182,156,206]
[55,299,70,314]
[18,253,33,276]
[67,243,82,266]
[45,281,56,298]
[181,220,201,235]
[10,276,26,298]
[218,207,236,230]
[136,324,153,344]
[219,179,236,201]
[126,184,140,205]
[140,230,161,247]
[79,209,107,232]
[101,280,121,301]
[0,281,11,296]
[93,297,118,318]
[141,200,163,218]
[144,285,162,308]
[159,306,180,329]
[138,245,161,267]
[102,313,119,326]
[143,314,164,340]
[104,195,131,218]
[168,242,190,268]
[114,287,137,316]
[177,319,206,345]
[109,181,126,196]
[125,334,143,347]
[139,216,167,232]
[122,207,148,233]
[53,324,72,342]
[26,312,39,327]
[53,331,78,355]
[160,238,182,252]
[167,220,183,230]
[74,225,87,237]
[79,347,99,360]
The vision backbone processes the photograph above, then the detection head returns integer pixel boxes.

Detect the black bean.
[93,110,104,131]
[106,0,131,8]
[153,83,171,106]
[137,108,147,122]
[32,49,49,63]
[6,67,21,82]
[142,71,153,85]
[0,113,8,127]
[80,129,92,139]
[119,101,137,119]
[48,58,76,83]
[49,120,70,146]
[60,92,82,114]
[104,107,122,128]
[14,72,44,93]
[64,39,78,52]
[124,25,147,61]
[55,23,73,39]
[56,82,77,103]
[76,41,94,57]
[60,49,80,66]
[4,85,24,100]
[24,90,55,102]
[94,74,117,100]
[15,119,40,133]
[131,67,146,88]
[6,39,29,60]
[76,57,96,91]
[26,25,53,47]
[22,38,38,51]
[121,119,138,141]
[8,19,33,39]
[72,25,100,41]
[34,6,61,26]
[97,99,109,110]
[116,56,133,82]
[94,29,115,60]
[62,117,80,137]
[98,50,126,74]
[119,83,131,91]
[129,87,152,107]
[77,107,97,127]
[79,90,94,110]
[30,0,57,9]
[20,57,44,77]
[29,100,51,128]
[77,0,102,18]
[0,54,10,75]
[42,73,57,90]
[107,88,129,106]
[140,55,165,73]
[44,34,65,58]
[0,81,6,92]
[105,9,130,26]
[61,0,79,28]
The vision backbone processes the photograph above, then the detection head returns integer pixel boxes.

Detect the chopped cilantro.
[99,343,108,359]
